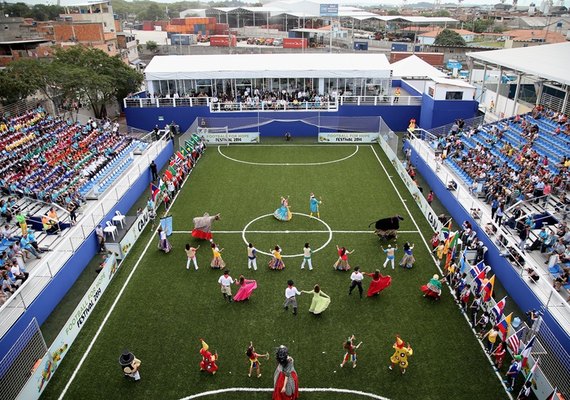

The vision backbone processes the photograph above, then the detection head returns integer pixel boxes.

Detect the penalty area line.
[180,387,391,400]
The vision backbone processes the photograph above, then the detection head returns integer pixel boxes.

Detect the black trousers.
[349,280,363,297]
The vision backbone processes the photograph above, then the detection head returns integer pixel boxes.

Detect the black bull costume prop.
[369,215,405,240]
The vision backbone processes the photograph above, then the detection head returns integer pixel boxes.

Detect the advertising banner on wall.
[378,137,443,234]
[201,132,260,144]
[18,254,118,400]
[318,132,379,143]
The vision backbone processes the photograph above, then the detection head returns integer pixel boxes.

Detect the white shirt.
[350,271,364,282]
[303,247,311,258]
[218,275,234,286]
[285,286,301,299]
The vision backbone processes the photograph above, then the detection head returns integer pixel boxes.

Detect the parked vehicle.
[273,38,282,46]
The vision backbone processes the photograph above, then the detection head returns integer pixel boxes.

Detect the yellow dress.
[390,344,413,369]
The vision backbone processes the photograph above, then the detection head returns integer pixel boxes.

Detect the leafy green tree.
[434,29,466,46]
[470,19,495,33]
[138,3,165,21]
[30,4,64,21]
[146,40,158,52]
[2,2,30,17]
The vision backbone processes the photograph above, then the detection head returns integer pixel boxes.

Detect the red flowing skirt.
[367,276,392,297]
[192,229,212,241]
[421,285,440,299]
[272,371,299,400]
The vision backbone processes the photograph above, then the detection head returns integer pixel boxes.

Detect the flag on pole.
[163,169,173,180]
[480,275,495,302]
[168,165,177,176]
[491,296,507,320]
[441,220,452,240]
[507,328,523,354]
[176,151,185,161]
[180,147,188,156]
[497,312,512,340]
[470,261,486,278]
[150,183,160,202]
[519,336,536,368]
[158,178,167,193]
[524,358,539,384]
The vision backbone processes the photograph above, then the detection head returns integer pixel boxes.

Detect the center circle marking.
[241,212,333,258]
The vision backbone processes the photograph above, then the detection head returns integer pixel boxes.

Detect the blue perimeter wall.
[405,140,570,351]
[0,141,174,359]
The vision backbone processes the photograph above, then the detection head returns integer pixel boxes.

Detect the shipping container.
[210,35,237,47]
[390,43,408,52]
[142,21,153,31]
[283,38,307,48]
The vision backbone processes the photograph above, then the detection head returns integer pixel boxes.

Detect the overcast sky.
[3,0,550,8]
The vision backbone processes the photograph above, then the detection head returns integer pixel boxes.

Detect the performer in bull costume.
[192,213,220,241]
[369,215,404,240]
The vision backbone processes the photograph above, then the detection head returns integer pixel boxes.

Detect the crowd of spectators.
[0,108,134,209]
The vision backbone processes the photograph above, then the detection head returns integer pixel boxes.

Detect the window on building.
[445,91,463,100]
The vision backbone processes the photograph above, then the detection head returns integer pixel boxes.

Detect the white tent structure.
[391,55,446,80]
[144,53,392,97]
[467,42,570,117]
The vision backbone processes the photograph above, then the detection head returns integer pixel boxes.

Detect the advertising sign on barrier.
[378,136,443,234]
[201,132,259,143]
[18,254,118,399]
[318,132,379,143]
[319,3,339,16]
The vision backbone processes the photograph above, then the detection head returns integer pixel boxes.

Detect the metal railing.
[0,134,170,340]
[209,99,338,112]
[123,94,423,109]
[407,129,570,331]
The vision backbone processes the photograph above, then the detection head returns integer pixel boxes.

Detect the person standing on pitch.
[284,279,302,316]
[119,350,142,381]
[382,245,398,269]
[309,193,322,218]
[300,242,313,270]
[340,335,362,369]
[185,243,200,270]
[348,266,364,298]
[218,269,234,303]
[247,242,257,271]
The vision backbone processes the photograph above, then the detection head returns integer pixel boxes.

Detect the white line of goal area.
[180,387,390,400]
[217,144,359,166]
[172,230,421,234]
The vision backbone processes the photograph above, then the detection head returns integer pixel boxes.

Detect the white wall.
[426,82,475,100]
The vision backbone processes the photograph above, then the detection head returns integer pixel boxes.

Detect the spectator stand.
[0,121,171,342]
[405,124,570,334]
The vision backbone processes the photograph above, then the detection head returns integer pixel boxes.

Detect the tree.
[52,47,143,118]
[434,29,466,46]
[0,58,53,105]
[146,40,158,52]
[138,3,165,21]
[1,2,30,17]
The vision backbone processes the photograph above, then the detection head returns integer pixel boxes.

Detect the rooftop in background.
[391,54,447,79]
[467,42,570,86]
[144,53,391,80]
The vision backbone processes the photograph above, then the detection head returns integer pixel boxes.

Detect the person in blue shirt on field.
[309,193,322,219]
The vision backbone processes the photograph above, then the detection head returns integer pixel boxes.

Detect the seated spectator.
[10,263,28,283]
[526,268,540,283]
[553,268,569,291]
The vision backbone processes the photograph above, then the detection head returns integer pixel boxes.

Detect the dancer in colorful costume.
[273,345,299,400]
[301,284,331,315]
[340,335,362,369]
[210,242,225,269]
[234,275,258,302]
[274,197,292,221]
[421,274,444,299]
[389,336,413,374]
[191,212,220,241]
[269,245,285,270]
[157,227,172,253]
[246,342,269,378]
[199,339,218,374]
[309,193,322,218]
[365,270,392,297]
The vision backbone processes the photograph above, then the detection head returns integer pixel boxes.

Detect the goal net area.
[182,116,394,145]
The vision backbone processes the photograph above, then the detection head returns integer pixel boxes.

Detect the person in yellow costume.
[389,336,413,374]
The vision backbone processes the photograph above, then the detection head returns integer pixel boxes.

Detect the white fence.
[0,135,170,340]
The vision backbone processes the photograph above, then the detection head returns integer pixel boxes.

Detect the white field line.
[57,163,196,399]
[180,387,391,400]
[218,145,359,166]
[369,144,513,399]
[172,230,421,234]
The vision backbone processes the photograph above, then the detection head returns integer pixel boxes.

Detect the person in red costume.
[199,339,218,374]
[365,269,392,297]
[273,345,299,400]
[191,213,220,241]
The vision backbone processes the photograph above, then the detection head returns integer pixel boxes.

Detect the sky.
[3,0,554,8]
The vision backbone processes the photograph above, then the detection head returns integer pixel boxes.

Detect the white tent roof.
[467,42,570,86]
[391,55,446,79]
[432,77,475,89]
[145,54,391,80]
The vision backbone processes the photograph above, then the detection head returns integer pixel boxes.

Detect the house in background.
[417,28,477,45]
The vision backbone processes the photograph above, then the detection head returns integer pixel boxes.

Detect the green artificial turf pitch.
[42,144,507,400]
